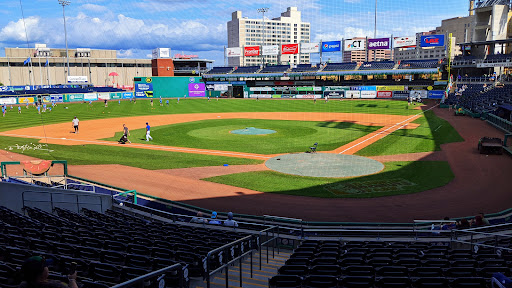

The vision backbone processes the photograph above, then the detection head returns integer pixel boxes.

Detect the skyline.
[0,0,470,64]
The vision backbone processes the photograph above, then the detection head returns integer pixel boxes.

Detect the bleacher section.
[322,62,358,72]
[0,205,252,287]
[232,66,260,74]
[204,66,234,74]
[291,64,319,72]
[260,65,290,73]
[447,84,512,114]
[484,54,512,63]
[359,61,395,70]
[398,60,439,69]
[270,239,510,288]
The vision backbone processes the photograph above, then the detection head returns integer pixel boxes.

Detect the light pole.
[58,0,71,80]
[257,7,269,66]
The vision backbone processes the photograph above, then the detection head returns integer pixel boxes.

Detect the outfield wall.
[133,76,203,98]
[0,92,134,105]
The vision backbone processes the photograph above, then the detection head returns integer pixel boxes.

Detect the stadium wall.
[133,76,203,98]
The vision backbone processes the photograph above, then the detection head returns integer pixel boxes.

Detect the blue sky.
[0,0,469,64]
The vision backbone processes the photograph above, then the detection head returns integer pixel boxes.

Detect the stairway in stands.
[191,249,291,288]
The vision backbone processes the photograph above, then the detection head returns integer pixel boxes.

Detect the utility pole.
[258,8,269,66]
[58,0,71,80]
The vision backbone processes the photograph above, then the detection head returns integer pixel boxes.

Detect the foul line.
[0,133,273,160]
[338,104,439,154]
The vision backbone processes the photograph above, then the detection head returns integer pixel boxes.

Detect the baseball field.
[0,98,463,201]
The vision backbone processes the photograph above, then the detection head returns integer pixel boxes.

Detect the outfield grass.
[104,119,381,154]
[204,161,454,198]
[356,110,464,156]
[0,136,262,169]
[0,98,419,132]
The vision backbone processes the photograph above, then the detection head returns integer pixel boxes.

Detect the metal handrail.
[110,263,184,288]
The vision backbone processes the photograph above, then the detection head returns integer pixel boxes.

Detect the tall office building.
[227,7,310,66]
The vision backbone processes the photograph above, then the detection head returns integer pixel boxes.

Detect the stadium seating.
[484,53,512,63]
[322,62,357,72]
[231,66,260,74]
[398,60,439,69]
[269,239,509,288]
[448,84,512,114]
[291,64,319,73]
[204,66,234,74]
[0,205,251,287]
[260,65,290,73]
[359,61,395,70]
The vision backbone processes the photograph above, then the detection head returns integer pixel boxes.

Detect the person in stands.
[223,212,239,228]
[209,211,221,225]
[19,256,78,288]
[456,219,471,229]
[190,212,207,224]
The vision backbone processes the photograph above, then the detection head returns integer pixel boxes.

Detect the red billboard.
[244,46,260,57]
[281,44,299,54]
[377,91,393,98]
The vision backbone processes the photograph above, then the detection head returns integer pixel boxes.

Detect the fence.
[109,264,185,288]
[485,113,512,134]
[21,190,104,213]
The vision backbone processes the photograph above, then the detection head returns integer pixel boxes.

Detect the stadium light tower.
[258,7,269,65]
[58,0,71,78]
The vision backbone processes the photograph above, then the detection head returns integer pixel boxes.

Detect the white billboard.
[344,39,366,51]
[152,48,171,59]
[345,90,361,99]
[262,45,279,55]
[393,36,416,48]
[67,76,88,83]
[361,91,377,99]
[0,97,17,105]
[301,43,320,53]
[226,47,242,57]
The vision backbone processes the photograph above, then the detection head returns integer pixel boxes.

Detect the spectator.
[471,215,485,228]
[19,256,78,288]
[441,217,456,230]
[209,211,221,225]
[190,212,207,224]
[223,212,238,228]
[479,213,491,226]
[456,219,471,229]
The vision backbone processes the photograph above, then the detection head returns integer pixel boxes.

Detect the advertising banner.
[152,48,171,59]
[345,39,366,51]
[351,86,377,91]
[324,86,349,91]
[323,91,344,99]
[420,35,445,47]
[67,76,88,83]
[98,93,110,100]
[110,93,122,99]
[68,94,84,102]
[393,91,409,99]
[250,87,273,92]
[18,97,35,104]
[376,91,393,98]
[271,95,282,98]
[300,43,320,53]
[427,90,445,99]
[368,38,390,50]
[281,44,299,54]
[226,47,242,57]
[393,36,416,48]
[250,94,272,99]
[295,94,318,99]
[346,90,361,99]
[262,45,279,56]
[135,83,153,98]
[84,93,98,101]
[122,92,133,99]
[188,83,206,97]
[214,84,230,91]
[409,90,428,99]
[377,86,405,91]
[244,46,260,57]
[361,91,377,99]
[42,96,51,103]
[0,97,17,105]
[321,41,341,52]
[50,94,64,103]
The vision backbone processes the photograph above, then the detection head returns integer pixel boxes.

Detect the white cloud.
[80,4,108,13]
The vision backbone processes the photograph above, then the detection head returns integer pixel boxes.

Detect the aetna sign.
[281,44,299,54]
[368,38,390,50]
[244,46,260,57]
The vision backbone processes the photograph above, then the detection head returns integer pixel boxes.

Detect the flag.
[23,57,31,65]
[45,59,49,67]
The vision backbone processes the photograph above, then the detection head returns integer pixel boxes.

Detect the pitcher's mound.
[230,127,276,135]
[265,153,384,178]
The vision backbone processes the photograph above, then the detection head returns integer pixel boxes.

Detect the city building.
[227,7,311,66]
[394,32,457,61]
[0,45,213,87]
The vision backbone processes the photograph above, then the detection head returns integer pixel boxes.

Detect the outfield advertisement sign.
[50,94,63,103]
[67,94,84,102]
[244,46,260,57]
[296,87,322,91]
[42,96,52,103]
[345,39,366,51]
[135,83,153,98]
[295,94,319,99]
[84,93,98,101]
[98,93,110,100]
[368,38,390,50]
[361,91,377,99]
[420,35,445,47]
[345,90,361,99]
[262,45,279,56]
[0,97,16,105]
[226,47,242,57]
[324,86,349,91]
[377,86,406,91]
[300,43,320,53]
[323,91,344,99]
[110,93,122,99]
[122,92,133,99]
[250,87,273,92]
[427,90,445,99]
[321,41,341,52]
[393,36,416,48]
[350,86,377,91]
[393,91,409,99]
[376,91,393,98]
[18,97,35,104]
[281,44,299,54]
[188,83,206,97]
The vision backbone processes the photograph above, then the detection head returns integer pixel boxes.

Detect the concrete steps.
[190,249,291,288]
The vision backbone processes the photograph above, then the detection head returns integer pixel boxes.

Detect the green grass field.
[104,119,381,154]
[205,161,454,198]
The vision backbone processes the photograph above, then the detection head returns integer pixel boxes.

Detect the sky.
[0,0,470,64]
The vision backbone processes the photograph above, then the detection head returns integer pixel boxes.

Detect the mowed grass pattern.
[105,119,381,154]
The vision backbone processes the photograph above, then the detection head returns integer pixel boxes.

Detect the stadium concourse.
[1,103,511,223]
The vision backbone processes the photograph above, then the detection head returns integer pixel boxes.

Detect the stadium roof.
[203,68,439,78]
[457,38,512,46]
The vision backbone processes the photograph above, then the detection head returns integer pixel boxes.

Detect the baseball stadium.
[1,0,512,288]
